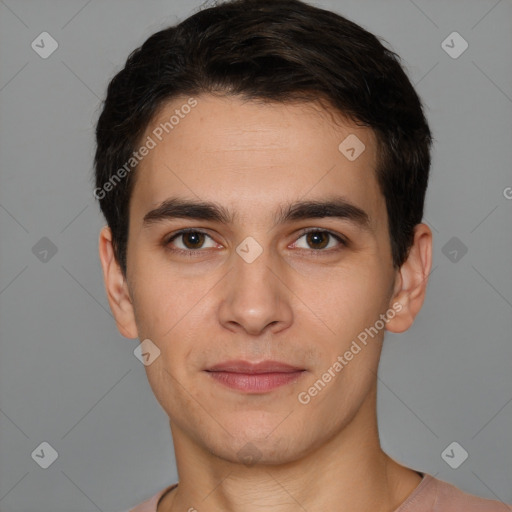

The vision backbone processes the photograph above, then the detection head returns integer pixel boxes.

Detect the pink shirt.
[125,473,511,511]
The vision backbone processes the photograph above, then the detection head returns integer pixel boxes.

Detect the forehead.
[130,94,384,230]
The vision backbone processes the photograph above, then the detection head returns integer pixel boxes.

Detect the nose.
[218,244,294,336]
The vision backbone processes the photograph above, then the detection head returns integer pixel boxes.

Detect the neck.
[159,382,422,512]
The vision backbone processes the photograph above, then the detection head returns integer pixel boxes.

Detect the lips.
[205,359,304,374]
[204,359,306,392]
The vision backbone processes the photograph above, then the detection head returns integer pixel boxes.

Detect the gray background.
[0,0,511,511]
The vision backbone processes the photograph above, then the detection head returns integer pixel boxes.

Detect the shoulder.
[426,475,511,511]
[123,483,178,512]
[434,479,512,512]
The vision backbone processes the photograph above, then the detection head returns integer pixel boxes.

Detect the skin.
[98,94,432,512]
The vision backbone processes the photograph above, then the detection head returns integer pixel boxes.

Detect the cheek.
[129,257,197,330]
[304,266,386,335]
[130,275,211,380]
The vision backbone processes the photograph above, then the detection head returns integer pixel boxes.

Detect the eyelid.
[164,227,219,249]
[295,227,348,246]
[166,227,213,238]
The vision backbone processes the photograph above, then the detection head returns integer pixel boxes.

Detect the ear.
[98,225,139,339]
[385,223,432,333]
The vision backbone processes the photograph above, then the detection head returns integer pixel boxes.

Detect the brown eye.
[294,229,347,252]
[305,231,330,250]
[165,229,217,253]
[180,231,206,249]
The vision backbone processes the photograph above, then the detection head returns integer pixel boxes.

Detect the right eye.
[165,229,218,254]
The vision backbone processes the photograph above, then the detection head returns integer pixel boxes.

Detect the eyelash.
[163,227,348,257]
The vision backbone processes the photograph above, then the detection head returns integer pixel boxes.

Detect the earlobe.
[385,223,432,334]
[98,226,139,339]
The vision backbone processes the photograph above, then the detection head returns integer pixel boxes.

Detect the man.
[94,0,511,510]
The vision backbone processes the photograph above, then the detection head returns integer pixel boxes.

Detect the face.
[102,94,419,465]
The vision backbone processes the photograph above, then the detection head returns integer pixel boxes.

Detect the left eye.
[293,230,346,251]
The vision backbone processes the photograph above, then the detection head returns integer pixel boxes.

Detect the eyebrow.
[142,196,373,233]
